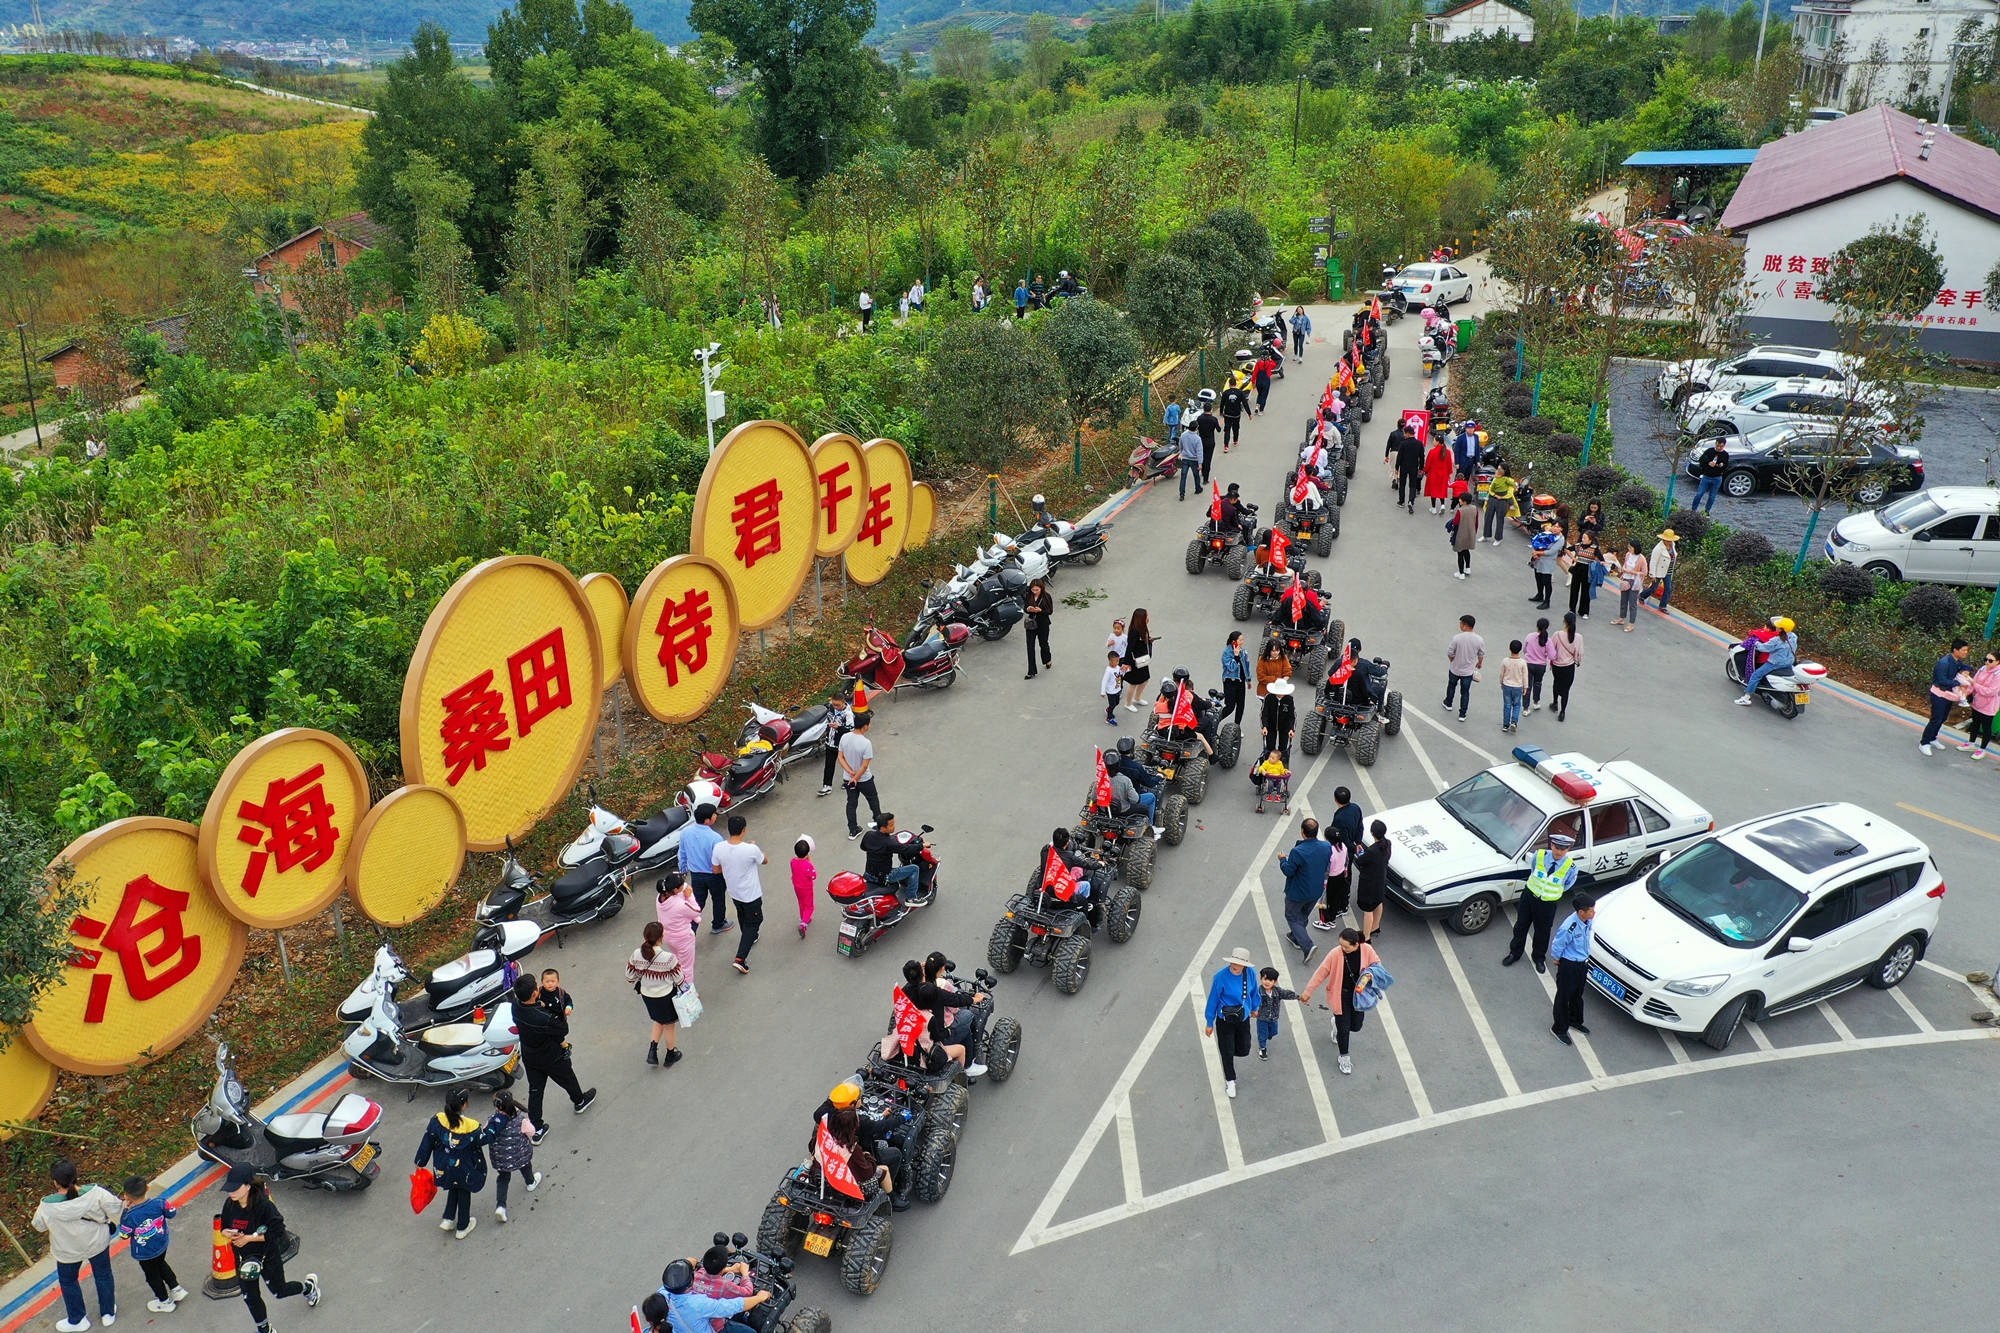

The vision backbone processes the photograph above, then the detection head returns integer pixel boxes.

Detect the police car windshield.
[1647,840,1804,946]
[1437,771,1543,857]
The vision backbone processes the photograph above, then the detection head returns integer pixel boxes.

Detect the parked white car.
[1824,486,2000,586]
[1388,263,1474,307]
[1680,377,1893,439]
[1655,345,1856,411]
[1586,803,1943,1051]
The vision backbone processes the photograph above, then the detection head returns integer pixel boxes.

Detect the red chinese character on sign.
[1966,290,1985,308]
[655,588,713,685]
[507,629,572,739]
[1761,254,1783,273]
[234,764,338,896]
[818,462,854,538]
[439,669,511,785]
[1810,257,1830,275]
[730,478,784,569]
[1936,289,1958,307]
[1787,255,1806,273]
[1793,281,1814,300]
[855,483,894,548]
[69,875,203,1022]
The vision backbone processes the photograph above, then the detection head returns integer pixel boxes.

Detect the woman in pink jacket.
[655,871,703,988]
[1958,650,2000,756]
[1300,928,1380,1075]
[1521,616,1555,714]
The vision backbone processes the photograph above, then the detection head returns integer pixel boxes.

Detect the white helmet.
[1197,388,1218,404]
[1031,493,1046,506]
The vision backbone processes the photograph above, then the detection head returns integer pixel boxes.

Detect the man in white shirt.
[839,713,882,839]
[712,814,768,975]
[858,289,874,331]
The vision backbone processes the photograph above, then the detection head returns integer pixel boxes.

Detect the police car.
[1382,747,1712,936]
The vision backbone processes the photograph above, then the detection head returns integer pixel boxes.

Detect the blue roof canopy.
[1622,149,1761,167]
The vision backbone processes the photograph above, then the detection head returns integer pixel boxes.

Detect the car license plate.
[804,1230,834,1257]
[351,1142,377,1172]
[1587,964,1629,1003]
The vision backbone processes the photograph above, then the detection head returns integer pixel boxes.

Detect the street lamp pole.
[15,322,41,450]
[1753,0,1772,73]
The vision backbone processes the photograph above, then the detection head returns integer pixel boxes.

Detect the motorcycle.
[475,838,630,938]
[919,564,1026,641]
[1018,514,1111,568]
[342,989,520,1090]
[839,623,969,695]
[925,536,1048,622]
[830,824,940,957]
[1129,435,1181,483]
[336,926,542,1029]
[1726,641,1826,720]
[192,1042,383,1190]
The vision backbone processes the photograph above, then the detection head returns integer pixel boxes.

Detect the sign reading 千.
[809,432,870,558]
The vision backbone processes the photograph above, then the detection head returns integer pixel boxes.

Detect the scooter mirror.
[731,1231,750,1250]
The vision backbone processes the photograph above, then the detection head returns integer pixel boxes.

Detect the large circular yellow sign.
[691,420,817,631]
[26,818,248,1077]
[0,1038,57,1134]
[844,438,912,587]
[400,556,604,851]
[348,785,467,927]
[908,481,938,548]
[198,728,370,929]
[580,573,628,690]
[625,554,741,724]
[808,433,870,558]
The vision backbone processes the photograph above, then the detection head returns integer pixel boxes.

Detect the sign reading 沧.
[625,554,741,724]
[198,728,370,929]
[843,438,913,587]
[26,818,249,1076]
[809,432,870,558]
[690,420,819,630]
[399,556,603,851]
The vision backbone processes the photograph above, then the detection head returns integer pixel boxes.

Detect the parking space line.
[1659,1030,1693,1063]
[1888,985,1936,1034]
[1190,977,1246,1171]
[1115,1097,1142,1205]
[1371,996,1433,1118]
[1894,801,2000,846]
[1917,958,2000,1021]
[1409,705,1502,767]
[1817,1002,1856,1042]
[1428,918,1522,1096]
[1743,1021,1774,1051]
[1508,905,1608,1078]
[1247,864,1341,1143]
[1398,710,1449,792]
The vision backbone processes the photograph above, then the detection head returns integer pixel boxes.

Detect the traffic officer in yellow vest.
[1501,830,1579,974]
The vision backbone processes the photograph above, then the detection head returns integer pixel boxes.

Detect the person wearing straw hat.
[1260,674,1298,763]
[1646,529,1679,610]
[1202,947,1260,1099]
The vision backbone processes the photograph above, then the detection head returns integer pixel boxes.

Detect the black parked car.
[1681,421,1924,504]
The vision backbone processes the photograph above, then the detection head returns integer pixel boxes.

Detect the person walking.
[1320,786,1363,930]
[1162,393,1183,443]
[655,871,701,989]
[1549,893,1598,1046]
[1219,380,1249,455]
[1252,350,1273,415]
[1023,577,1054,677]
[839,712,882,838]
[1176,417,1203,501]
[513,973,596,1130]
[1919,638,1973,756]
[1101,650,1125,725]
[485,1092,541,1223]
[1220,631,1250,729]
[415,1088,495,1240]
[678,803,731,935]
[907,278,925,313]
[119,1175,188,1314]
[1261,676,1298,763]
[817,692,856,796]
[1255,637,1293,699]
[1522,616,1552,713]
[790,835,817,937]
[1279,818,1333,965]
[857,288,874,331]
[32,1158,121,1332]
[1499,639,1527,732]
[1422,437,1453,516]
[1193,400,1221,486]
[1443,613,1483,721]
[1958,650,2000,756]
[1691,439,1729,513]
[713,815,768,975]
[1121,608,1155,711]
[218,1163,319,1329]
[1549,612,1583,721]
[1482,464,1517,545]
[627,920,685,1065]
[1528,519,1564,609]
[1392,423,1425,514]
[1291,306,1310,356]
[1502,829,1579,973]
[1031,272,1048,307]
[1355,819,1391,942]
[1202,946,1260,1100]
[1299,928,1381,1075]
[1450,495,1478,578]
[1614,541,1647,630]
[1564,533,1599,619]
[1255,967,1300,1059]
[1450,419,1482,482]
[1646,529,1678,610]
[1013,277,1029,318]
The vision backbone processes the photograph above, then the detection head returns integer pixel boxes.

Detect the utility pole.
[15,323,39,451]
[1753,0,1772,73]
[1938,41,1979,130]
[1291,74,1304,164]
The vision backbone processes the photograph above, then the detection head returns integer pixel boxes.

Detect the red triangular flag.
[816,1116,866,1199]
[1207,482,1222,522]
[1269,527,1290,571]
[1042,845,1077,902]
[1170,683,1197,730]
[631,1308,643,1333]
[891,985,926,1057]
[1092,747,1112,809]
[1290,470,1312,507]
[1284,577,1308,622]
[1370,295,1382,321]
[1328,643,1357,685]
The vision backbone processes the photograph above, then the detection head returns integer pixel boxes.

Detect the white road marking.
[1743,1021,1774,1051]
[1247,864,1341,1142]
[1115,1097,1142,1204]
[1817,1001,1856,1042]
[1508,904,1608,1078]
[1370,995,1432,1118]
[1190,976,1245,1171]
[1408,704,1502,767]
[1918,957,2000,1022]
[1397,709,1448,793]
[1888,984,1936,1034]
[1659,1029,1694,1063]
[1428,918,1521,1096]
[1012,1025,1998,1252]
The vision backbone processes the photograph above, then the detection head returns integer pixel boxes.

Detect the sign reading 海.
[197,728,370,930]
[580,573,629,690]
[808,432,870,558]
[26,818,249,1076]
[347,785,468,927]
[625,554,741,724]
[908,481,938,549]
[399,555,603,851]
[690,420,818,630]
[843,437,913,587]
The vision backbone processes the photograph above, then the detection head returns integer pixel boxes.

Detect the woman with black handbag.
[1202,946,1260,1100]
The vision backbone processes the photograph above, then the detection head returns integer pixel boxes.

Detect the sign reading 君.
[690,420,818,630]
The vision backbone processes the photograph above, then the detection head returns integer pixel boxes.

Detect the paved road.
[17,286,2000,1332]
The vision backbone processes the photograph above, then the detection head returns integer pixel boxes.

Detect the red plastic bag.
[409,1169,438,1214]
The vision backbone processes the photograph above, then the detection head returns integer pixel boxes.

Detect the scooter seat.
[417,1022,484,1053]
[551,862,607,900]
[426,948,500,998]
[903,639,944,667]
[727,754,765,779]
[629,806,688,847]
[787,704,829,734]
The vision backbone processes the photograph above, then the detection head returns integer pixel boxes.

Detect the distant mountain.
[2,0,698,45]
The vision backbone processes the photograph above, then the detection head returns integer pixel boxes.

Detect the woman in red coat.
[1422,442,1453,515]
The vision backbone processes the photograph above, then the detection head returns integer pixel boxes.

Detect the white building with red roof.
[1721,104,2000,359]
[1418,0,1534,42]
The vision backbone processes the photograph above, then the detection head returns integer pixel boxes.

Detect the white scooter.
[343,989,520,1090]
[336,925,542,1028]
[1726,641,1826,721]
[192,1043,384,1190]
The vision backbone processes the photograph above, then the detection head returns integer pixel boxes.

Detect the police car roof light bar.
[1511,745,1597,805]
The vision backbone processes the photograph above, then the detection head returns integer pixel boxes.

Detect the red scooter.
[830,824,940,957]
[1128,436,1180,483]
[686,737,781,813]
[838,624,968,696]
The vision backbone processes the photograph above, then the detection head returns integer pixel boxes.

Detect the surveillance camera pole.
[695,342,727,455]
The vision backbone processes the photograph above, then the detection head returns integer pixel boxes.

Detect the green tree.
[900,150,951,286]
[1125,250,1213,353]
[831,154,894,291]
[925,318,1070,468]
[931,24,992,84]
[396,151,480,318]
[728,156,790,308]
[1201,206,1274,292]
[619,179,697,311]
[956,142,1012,285]
[1034,296,1145,429]
[1073,144,1146,288]
[687,0,885,184]
[1024,13,1064,89]
[0,809,84,1046]
[507,130,604,347]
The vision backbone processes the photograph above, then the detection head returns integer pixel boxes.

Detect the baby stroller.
[1251,751,1292,815]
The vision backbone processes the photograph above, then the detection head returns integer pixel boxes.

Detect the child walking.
[1255,967,1300,1060]
[120,1175,189,1313]
[790,835,817,937]
[485,1092,541,1223]
[1102,651,1125,725]
[1500,640,1527,732]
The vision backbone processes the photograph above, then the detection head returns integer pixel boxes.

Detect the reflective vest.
[1526,848,1576,901]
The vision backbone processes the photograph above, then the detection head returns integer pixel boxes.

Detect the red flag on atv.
[1093,747,1113,808]
[1370,294,1383,321]
[1170,682,1198,730]
[1042,844,1078,901]
[815,1116,867,1199]
[1207,482,1222,523]
[1290,469,1313,508]
[1269,527,1290,571]
[1328,643,1357,684]
[891,985,926,1057]
[1283,576,1309,624]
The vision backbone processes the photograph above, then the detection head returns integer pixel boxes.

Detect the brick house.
[252,211,387,310]
[40,313,190,394]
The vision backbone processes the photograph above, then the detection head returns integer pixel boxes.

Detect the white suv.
[1679,377,1892,439]
[1585,803,1943,1051]
[1656,345,1855,411]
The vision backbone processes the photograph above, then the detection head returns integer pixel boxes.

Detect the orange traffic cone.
[203,1213,240,1299]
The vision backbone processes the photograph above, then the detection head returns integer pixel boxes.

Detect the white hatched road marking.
[1190,976,1246,1171]
[1744,1021,1775,1051]
[1370,995,1433,1118]
[1889,984,1936,1033]
[1408,702,1502,767]
[1246,843,1341,1142]
[1659,1029,1694,1063]
[1816,1000,1856,1042]
[1115,1097,1141,1204]
[1428,918,1522,1096]
[1397,705,1449,792]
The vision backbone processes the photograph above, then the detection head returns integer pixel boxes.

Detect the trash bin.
[1326,268,1345,300]
[1455,317,1475,351]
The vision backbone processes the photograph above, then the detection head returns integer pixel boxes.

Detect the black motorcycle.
[919,566,1026,641]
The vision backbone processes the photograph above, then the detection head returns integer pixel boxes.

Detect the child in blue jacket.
[120,1176,187,1312]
